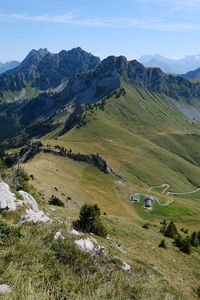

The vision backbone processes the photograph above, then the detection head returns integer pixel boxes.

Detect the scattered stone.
[106,234,111,240]
[113,241,124,252]
[0,182,16,211]
[54,230,65,240]
[115,180,125,186]
[75,238,105,255]
[50,207,56,212]
[71,229,82,236]
[95,245,106,256]
[21,209,51,224]
[121,262,132,275]
[75,238,95,252]
[0,284,11,294]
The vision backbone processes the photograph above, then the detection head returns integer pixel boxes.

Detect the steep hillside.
[45,85,200,196]
[184,67,200,81]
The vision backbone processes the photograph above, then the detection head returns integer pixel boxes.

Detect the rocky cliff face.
[0,47,100,93]
[1,48,200,101]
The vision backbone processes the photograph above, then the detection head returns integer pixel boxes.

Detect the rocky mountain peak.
[20,48,50,68]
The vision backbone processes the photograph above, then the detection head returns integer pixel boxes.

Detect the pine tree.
[174,234,183,248]
[164,221,178,239]
[180,237,192,255]
[73,204,107,237]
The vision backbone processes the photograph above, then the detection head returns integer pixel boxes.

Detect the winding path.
[148,184,200,207]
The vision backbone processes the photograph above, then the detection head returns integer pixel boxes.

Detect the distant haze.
[0,61,20,74]
[139,54,200,74]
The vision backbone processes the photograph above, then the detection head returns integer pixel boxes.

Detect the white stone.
[71,229,82,236]
[21,209,51,224]
[75,238,105,255]
[121,262,132,275]
[75,238,95,252]
[0,182,16,211]
[94,245,106,255]
[0,284,11,293]
[54,230,65,240]
[50,207,56,212]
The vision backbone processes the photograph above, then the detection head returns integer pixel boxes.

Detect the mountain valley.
[0,48,200,299]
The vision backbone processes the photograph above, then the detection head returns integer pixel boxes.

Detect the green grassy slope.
[45,84,200,189]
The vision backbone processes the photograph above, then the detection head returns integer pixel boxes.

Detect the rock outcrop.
[19,190,51,224]
[0,47,100,93]
[0,182,17,211]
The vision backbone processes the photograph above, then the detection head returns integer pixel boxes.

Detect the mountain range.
[139,53,200,74]
[0,60,20,74]
[1,47,200,143]
[1,47,200,299]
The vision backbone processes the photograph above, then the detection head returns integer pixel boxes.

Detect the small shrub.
[159,239,167,249]
[49,195,64,207]
[15,167,31,191]
[180,237,192,255]
[197,286,200,298]
[175,235,192,255]
[30,174,34,180]
[174,234,183,248]
[160,219,167,225]
[142,223,150,229]
[73,204,107,237]
[0,222,22,246]
[160,225,166,233]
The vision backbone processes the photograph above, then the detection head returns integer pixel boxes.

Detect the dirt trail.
[148,184,200,207]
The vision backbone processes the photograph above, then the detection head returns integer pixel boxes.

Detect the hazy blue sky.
[1,0,200,62]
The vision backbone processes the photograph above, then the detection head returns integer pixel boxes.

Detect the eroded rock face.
[0,182,16,211]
